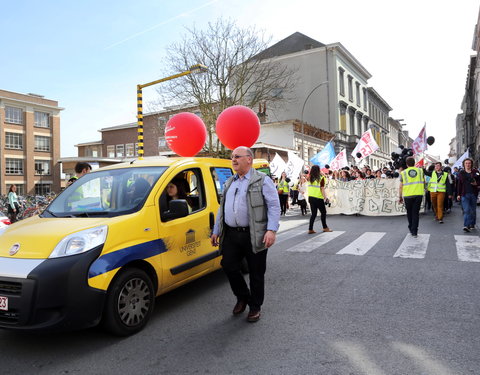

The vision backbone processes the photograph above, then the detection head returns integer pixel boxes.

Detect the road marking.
[336,232,386,256]
[286,231,345,252]
[393,233,430,259]
[454,235,480,262]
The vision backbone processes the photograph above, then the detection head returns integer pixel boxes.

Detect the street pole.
[136,64,207,160]
[300,81,328,161]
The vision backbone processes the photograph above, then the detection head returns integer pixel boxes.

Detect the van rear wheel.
[103,267,155,336]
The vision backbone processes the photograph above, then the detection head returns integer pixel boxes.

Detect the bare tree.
[155,18,297,157]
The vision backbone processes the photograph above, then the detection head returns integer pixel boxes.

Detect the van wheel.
[103,268,155,336]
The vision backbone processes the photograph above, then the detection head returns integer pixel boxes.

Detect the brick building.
[0,89,62,195]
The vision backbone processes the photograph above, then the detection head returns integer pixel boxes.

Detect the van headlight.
[49,225,108,258]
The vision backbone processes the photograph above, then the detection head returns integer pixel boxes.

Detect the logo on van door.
[181,229,201,256]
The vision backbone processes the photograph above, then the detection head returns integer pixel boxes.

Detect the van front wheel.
[103,268,155,336]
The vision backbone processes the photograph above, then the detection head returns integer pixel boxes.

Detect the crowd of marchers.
[272,158,480,234]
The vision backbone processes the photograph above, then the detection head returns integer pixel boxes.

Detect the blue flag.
[310,141,336,167]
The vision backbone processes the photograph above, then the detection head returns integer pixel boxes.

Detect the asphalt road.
[1,203,479,375]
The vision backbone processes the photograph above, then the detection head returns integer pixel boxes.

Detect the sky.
[1,0,478,159]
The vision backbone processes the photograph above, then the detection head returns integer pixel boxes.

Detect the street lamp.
[136,64,208,160]
[300,81,328,161]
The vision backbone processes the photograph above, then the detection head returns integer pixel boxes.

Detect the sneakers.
[412,234,418,238]
[439,220,444,224]
[468,225,476,230]
[463,227,471,233]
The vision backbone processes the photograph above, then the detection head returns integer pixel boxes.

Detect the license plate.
[0,296,8,311]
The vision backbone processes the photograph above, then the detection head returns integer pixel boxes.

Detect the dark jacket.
[456,169,480,197]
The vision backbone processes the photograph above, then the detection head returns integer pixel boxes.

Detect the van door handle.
[209,212,215,230]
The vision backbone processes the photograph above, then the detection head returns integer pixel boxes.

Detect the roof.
[99,122,137,132]
[251,32,325,60]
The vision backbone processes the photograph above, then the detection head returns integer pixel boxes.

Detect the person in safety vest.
[425,162,452,223]
[399,157,425,238]
[277,171,290,216]
[307,164,332,234]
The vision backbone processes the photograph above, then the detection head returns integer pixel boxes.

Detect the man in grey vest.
[211,146,280,322]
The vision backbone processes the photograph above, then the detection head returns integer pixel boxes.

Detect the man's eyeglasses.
[231,154,250,159]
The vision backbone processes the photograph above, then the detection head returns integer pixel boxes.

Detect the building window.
[5,106,23,124]
[347,75,353,102]
[14,184,25,196]
[356,83,361,106]
[107,145,115,157]
[338,68,345,96]
[5,132,23,149]
[349,110,356,135]
[6,158,24,174]
[35,184,51,195]
[126,143,134,157]
[116,144,124,157]
[35,160,51,175]
[363,88,367,111]
[34,111,50,128]
[34,135,51,151]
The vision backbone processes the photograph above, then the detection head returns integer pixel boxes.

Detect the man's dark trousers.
[220,227,268,312]
[404,195,423,235]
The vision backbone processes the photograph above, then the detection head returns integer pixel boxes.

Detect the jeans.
[404,195,423,235]
[308,196,328,230]
[461,193,477,227]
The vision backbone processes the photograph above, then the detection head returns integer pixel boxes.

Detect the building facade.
[0,89,62,195]
[249,32,401,167]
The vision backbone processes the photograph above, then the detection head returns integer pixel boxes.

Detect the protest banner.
[329,148,348,171]
[412,125,427,155]
[324,179,407,216]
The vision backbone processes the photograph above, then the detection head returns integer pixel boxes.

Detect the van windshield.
[44,166,167,218]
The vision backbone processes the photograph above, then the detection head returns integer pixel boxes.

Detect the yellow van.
[0,157,234,335]
[253,158,271,176]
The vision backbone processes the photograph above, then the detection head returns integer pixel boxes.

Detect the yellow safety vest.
[401,167,424,197]
[307,176,325,199]
[428,171,447,193]
[278,180,289,194]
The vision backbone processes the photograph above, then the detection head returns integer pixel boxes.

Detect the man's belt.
[226,225,250,232]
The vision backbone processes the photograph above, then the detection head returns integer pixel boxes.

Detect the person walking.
[456,158,480,232]
[210,146,280,323]
[277,172,290,215]
[398,157,425,238]
[297,175,308,216]
[307,165,332,234]
[426,162,451,224]
[7,184,20,223]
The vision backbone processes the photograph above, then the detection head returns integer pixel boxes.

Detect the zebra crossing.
[276,226,480,263]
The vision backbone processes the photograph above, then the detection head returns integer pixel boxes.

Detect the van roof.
[96,157,232,171]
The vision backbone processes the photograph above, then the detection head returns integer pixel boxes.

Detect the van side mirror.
[161,199,189,221]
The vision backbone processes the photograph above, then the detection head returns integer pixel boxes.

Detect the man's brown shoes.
[232,300,247,315]
[323,228,333,232]
[308,230,316,234]
[247,310,261,323]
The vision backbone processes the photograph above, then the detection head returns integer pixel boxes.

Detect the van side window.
[160,168,206,221]
[210,167,233,203]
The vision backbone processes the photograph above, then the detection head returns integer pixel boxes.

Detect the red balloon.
[165,112,207,156]
[216,106,260,150]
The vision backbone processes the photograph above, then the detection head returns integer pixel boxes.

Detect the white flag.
[329,148,348,170]
[453,150,469,170]
[269,153,287,178]
[412,125,427,155]
[286,151,305,180]
[351,129,379,162]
